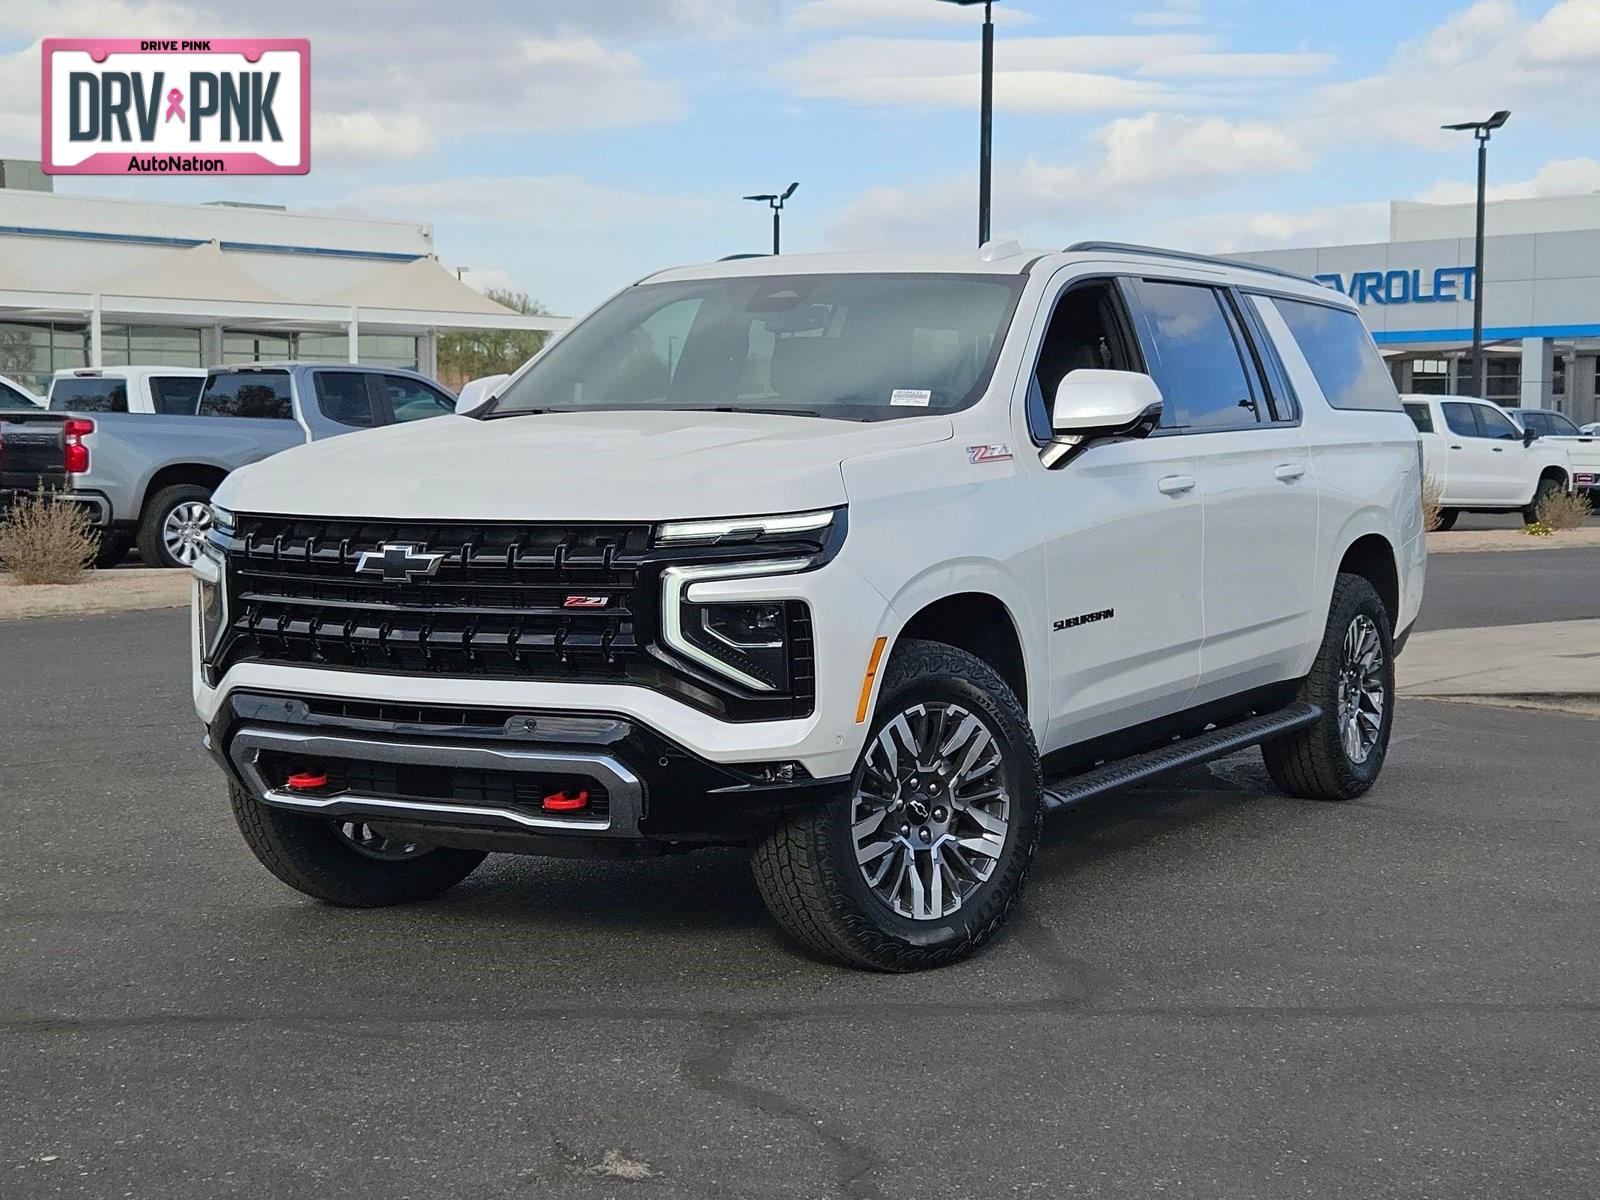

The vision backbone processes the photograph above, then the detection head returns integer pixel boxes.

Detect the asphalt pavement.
[1414,545,1600,632]
[2,608,1597,1199]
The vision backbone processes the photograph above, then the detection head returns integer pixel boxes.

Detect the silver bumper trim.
[228,726,643,836]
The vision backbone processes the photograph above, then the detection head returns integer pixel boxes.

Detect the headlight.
[662,560,810,692]
[657,509,835,546]
[208,503,236,536]
[194,555,228,662]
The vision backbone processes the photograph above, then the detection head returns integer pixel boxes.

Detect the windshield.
[486,272,1024,422]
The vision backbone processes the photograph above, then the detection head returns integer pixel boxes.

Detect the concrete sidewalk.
[1399,618,1600,716]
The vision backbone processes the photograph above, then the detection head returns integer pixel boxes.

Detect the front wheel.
[1262,574,1395,802]
[229,782,488,906]
[1522,476,1562,523]
[751,640,1042,971]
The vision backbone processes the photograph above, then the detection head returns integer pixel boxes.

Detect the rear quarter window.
[150,376,204,415]
[49,378,128,413]
[1403,402,1434,433]
[198,372,294,420]
[1270,297,1402,413]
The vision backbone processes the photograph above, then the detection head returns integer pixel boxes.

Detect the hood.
[217,409,953,522]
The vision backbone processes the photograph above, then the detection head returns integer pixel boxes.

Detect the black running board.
[1042,702,1321,811]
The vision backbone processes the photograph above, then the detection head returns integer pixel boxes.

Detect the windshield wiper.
[703,405,826,418]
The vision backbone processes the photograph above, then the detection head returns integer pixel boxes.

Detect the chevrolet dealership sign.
[1316,266,1477,307]
[42,38,309,175]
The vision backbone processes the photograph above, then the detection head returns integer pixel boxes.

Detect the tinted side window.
[1,382,38,410]
[1442,402,1478,438]
[150,376,203,415]
[1476,406,1520,441]
[1028,280,1140,442]
[49,379,128,413]
[1403,402,1434,434]
[383,376,454,423]
[1270,297,1402,412]
[198,372,294,420]
[315,372,377,427]
[1129,279,1260,432]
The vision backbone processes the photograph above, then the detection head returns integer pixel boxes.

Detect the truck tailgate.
[0,412,68,496]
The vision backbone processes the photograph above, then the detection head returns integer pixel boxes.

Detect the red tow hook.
[285,771,330,792]
[541,789,589,812]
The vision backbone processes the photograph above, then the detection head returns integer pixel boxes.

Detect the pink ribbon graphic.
[164,88,185,123]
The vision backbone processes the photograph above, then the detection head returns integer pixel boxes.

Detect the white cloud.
[1162,202,1391,254]
[1412,156,1600,206]
[1128,0,1205,29]
[790,0,1035,29]
[312,113,436,163]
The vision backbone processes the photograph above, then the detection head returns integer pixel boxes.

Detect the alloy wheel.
[161,501,212,566]
[1336,614,1386,764]
[331,820,431,861]
[852,701,1011,921]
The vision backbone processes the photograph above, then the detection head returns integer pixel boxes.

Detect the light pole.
[1442,110,1510,398]
[939,0,997,246]
[743,182,799,255]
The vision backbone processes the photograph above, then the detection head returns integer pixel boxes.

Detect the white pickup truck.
[47,366,210,417]
[1402,394,1573,528]
[195,243,1426,971]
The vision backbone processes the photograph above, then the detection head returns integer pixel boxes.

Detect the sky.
[3,0,1599,316]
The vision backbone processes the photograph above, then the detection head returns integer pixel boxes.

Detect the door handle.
[1274,463,1307,482]
[1157,474,1196,496]
[1491,447,1504,453]
[1449,444,1464,450]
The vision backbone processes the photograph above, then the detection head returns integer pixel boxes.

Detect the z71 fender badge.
[967,443,1013,464]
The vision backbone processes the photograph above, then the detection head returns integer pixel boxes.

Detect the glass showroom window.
[1484,356,1520,404]
[1410,358,1450,395]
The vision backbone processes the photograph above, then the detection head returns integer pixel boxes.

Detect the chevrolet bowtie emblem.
[355,542,446,583]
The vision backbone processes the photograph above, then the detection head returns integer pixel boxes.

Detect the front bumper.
[211,691,851,856]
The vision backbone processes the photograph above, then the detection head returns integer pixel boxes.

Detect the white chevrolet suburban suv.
[193,243,1426,971]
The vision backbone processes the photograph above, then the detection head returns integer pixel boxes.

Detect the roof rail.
[1063,241,1317,285]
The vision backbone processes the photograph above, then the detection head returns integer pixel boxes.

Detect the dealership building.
[1234,192,1600,426]
[0,160,563,396]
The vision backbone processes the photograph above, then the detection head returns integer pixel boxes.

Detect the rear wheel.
[137,484,214,568]
[92,531,132,569]
[1262,574,1395,802]
[229,782,487,906]
[1432,507,1458,531]
[751,640,1041,971]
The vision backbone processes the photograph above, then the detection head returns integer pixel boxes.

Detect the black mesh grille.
[219,515,652,681]
[215,514,818,720]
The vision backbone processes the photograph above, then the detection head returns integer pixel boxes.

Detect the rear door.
[1126,277,1319,700]
[1404,401,1449,495]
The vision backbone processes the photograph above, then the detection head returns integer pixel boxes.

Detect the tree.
[436,289,552,390]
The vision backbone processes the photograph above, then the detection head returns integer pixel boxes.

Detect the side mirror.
[1042,370,1164,469]
[1052,369,1163,435]
[1522,427,1538,447]
[455,373,510,414]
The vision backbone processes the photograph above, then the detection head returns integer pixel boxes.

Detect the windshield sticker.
[890,389,932,407]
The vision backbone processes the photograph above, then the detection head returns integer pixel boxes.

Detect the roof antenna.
[979,238,1022,262]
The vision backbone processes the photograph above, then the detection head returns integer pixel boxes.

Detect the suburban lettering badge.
[42,38,310,175]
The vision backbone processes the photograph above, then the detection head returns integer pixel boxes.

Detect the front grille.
[219,516,652,681]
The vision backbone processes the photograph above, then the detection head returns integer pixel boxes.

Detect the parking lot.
[2,546,1597,1200]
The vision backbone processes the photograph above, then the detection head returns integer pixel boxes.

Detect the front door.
[1027,276,1205,751]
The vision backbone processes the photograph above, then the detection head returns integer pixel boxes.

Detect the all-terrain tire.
[1262,574,1395,802]
[751,639,1042,972]
[136,483,213,568]
[229,782,488,907]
